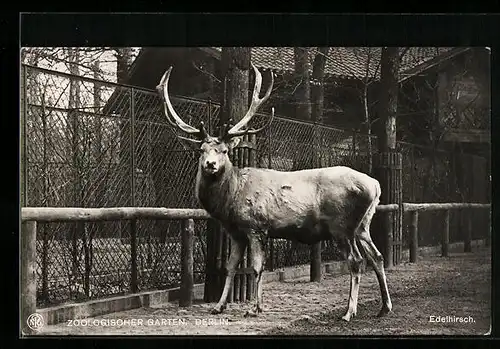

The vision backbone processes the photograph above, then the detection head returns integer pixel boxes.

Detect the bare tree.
[114,48,133,84]
[65,47,85,296]
[310,47,330,168]
[351,48,382,173]
[290,47,312,172]
[311,47,329,124]
[22,47,136,301]
[293,47,312,121]
[288,47,330,276]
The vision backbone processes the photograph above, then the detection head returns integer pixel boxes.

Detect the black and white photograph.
[20,43,491,336]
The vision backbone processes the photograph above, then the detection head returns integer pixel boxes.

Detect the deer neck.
[195,162,240,220]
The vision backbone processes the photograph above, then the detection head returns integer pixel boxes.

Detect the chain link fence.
[22,65,490,307]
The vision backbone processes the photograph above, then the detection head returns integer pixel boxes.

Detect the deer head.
[156,63,274,177]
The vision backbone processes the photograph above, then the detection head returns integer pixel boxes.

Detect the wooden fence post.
[372,152,402,268]
[21,221,37,335]
[409,211,419,263]
[180,219,194,307]
[485,208,491,247]
[268,238,275,271]
[203,219,224,303]
[310,243,321,282]
[441,210,450,257]
[464,210,472,252]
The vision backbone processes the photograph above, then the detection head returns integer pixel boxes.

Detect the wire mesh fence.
[22,65,490,307]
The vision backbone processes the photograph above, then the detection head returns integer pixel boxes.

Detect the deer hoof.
[377,306,392,318]
[211,305,225,315]
[341,311,355,322]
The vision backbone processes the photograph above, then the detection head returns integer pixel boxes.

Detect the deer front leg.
[244,231,266,317]
[342,238,364,322]
[211,235,246,314]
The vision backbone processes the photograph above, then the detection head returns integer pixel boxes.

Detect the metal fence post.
[130,87,136,207]
[207,98,212,135]
[130,219,138,293]
[21,65,28,207]
[268,121,272,169]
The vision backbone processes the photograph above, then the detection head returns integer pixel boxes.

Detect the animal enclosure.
[21,64,490,308]
[31,244,492,336]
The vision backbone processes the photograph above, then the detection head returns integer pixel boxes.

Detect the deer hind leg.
[342,237,364,322]
[358,231,392,317]
[244,231,267,317]
[211,235,247,315]
[356,196,392,317]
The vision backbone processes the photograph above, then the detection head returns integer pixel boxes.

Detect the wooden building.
[101,47,490,215]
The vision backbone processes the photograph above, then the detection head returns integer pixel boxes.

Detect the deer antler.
[223,108,275,139]
[157,67,208,139]
[226,63,274,137]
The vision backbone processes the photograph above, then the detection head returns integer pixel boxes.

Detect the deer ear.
[227,137,241,150]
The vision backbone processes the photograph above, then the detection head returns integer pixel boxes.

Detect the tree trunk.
[373,47,401,269]
[220,47,251,126]
[297,47,325,280]
[311,47,328,123]
[115,48,132,84]
[292,47,312,170]
[377,47,399,152]
[293,47,312,121]
[205,47,252,303]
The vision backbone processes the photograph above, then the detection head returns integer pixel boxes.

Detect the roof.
[206,47,468,81]
[103,46,475,114]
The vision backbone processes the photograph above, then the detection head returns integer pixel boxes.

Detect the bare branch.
[191,61,222,83]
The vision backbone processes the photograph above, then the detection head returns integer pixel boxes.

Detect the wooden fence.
[20,203,490,334]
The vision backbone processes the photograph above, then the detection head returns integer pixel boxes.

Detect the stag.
[156,64,392,321]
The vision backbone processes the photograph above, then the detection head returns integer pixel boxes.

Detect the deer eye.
[222,149,228,154]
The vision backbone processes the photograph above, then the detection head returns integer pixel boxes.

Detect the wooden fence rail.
[20,208,208,335]
[373,203,490,262]
[21,207,210,222]
[20,203,490,334]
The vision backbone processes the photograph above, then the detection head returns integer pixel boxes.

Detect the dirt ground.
[37,246,491,336]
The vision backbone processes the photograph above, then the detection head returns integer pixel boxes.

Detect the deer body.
[197,164,379,245]
[157,63,392,321]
